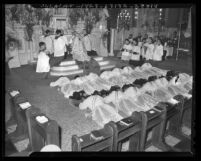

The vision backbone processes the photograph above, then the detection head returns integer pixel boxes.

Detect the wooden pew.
[138,104,171,151]
[72,123,114,151]
[7,90,31,143]
[25,107,61,152]
[107,113,142,151]
[162,95,191,140]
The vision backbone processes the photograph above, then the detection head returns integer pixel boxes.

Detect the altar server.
[36,42,50,77]
[60,29,69,59]
[153,39,164,61]
[131,39,141,61]
[141,38,147,59]
[82,29,92,56]
[121,39,132,61]
[50,29,65,67]
[144,37,154,60]
[40,29,53,55]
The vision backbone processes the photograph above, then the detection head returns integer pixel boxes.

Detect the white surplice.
[131,45,141,61]
[121,44,132,61]
[36,51,50,73]
[53,37,66,57]
[153,45,164,61]
[40,36,54,54]
[144,43,154,60]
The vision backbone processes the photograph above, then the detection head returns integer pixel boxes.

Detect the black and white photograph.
[4,4,194,156]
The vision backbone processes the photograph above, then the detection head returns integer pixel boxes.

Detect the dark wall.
[165,8,181,27]
[107,9,121,52]
[107,9,121,29]
[166,8,189,28]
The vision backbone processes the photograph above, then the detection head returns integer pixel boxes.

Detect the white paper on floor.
[145,145,162,152]
[165,135,181,147]
[14,138,29,152]
[182,126,191,136]
[7,124,17,134]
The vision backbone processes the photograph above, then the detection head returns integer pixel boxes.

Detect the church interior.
[5,4,193,156]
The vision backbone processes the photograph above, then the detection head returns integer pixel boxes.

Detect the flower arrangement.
[68,8,101,34]
[9,4,53,41]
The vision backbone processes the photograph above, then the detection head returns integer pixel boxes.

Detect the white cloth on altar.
[144,43,154,60]
[153,45,163,61]
[36,51,50,73]
[53,37,66,57]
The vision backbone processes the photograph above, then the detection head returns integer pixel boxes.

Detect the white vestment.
[144,43,154,60]
[53,37,66,57]
[72,37,90,62]
[131,45,141,61]
[36,51,50,73]
[83,35,92,51]
[153,45,164,61]
[99,38,108,57]
[121,44,132,61]
[40,36,54,54]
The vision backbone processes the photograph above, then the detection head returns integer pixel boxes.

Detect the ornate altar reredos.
[5,5,111,66]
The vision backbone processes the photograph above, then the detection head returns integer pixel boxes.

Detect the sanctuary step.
[50,57,116,77]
